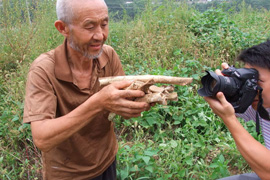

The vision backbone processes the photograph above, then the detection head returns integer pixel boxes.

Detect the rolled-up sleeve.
[23,66,57,123]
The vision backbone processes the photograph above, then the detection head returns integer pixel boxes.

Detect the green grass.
[0,0,269,179]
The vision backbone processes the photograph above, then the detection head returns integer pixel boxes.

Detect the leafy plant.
[188,8,254,67]
[1,0,270,179]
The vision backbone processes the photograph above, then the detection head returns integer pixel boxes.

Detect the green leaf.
[145,166,153,173]
[170,140,178,148]
[12,115,19,122]
[179,169,186,177]
[142,156,150,165]
[120,169,129,179]
[209,163,219,168]
[219,154,225,163]
[185,157,193,165]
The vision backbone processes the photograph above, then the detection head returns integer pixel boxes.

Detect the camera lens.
[198,71,221,96]
[198,68,259,113]
[210,79,217,91]
[198,71,240,97]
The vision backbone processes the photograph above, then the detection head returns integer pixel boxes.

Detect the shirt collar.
[54,39,108,82]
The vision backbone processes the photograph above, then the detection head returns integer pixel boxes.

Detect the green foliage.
[106,0,149,20]
[1,0,269,179]
[0,0,57,179]
[187,8,266,67]
[108,1,196,75]
[193,0,270,12]
[0,66,42,180]
[0,0,62,72]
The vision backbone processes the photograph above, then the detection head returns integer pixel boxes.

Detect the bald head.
[56,0,108,24]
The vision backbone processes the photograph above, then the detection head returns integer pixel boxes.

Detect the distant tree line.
[2,0,268,23]
[105,0,270,19]
[105,0,148,20]
[192,0,270,12]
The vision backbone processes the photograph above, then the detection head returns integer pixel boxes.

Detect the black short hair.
[237,40,270,69]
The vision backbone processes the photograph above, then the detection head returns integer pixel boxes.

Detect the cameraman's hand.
[204,92,235,120]
[215,63,230,75]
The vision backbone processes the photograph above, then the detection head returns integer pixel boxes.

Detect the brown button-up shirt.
[23,40,125,179]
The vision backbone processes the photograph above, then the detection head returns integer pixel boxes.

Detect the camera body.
[198,66,259,113]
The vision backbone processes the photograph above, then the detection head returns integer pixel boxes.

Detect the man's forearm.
[31,95,102,152]
[223,116,270,179]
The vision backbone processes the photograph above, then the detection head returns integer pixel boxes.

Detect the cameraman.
[204,40,270,180]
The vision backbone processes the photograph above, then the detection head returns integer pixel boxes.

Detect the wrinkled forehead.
[71,0,108,22]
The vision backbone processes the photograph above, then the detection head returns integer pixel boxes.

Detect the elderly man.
[23,0,150,179]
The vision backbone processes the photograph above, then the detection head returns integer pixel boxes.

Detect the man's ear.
[55,20,70,37]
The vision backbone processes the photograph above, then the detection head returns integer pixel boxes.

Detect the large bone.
[134,81,178,105]
[103,76,193,121]
[99,75,193,86]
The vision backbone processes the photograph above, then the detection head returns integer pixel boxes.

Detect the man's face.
[245,64,270,109]
[67,0,109,59]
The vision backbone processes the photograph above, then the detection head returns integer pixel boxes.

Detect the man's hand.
[215,62,230,75]
[204,92,235,120]
[97,80,150,119]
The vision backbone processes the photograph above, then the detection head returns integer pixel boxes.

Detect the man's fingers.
[122,112,142,119]
[110,81,146,98]
[114,105,147,119]
[215,69,222,75]
[215,63,229,75]
[123,99,148,109]
[119,106,146,114]
[216,92,226,105]
[204,92,225,105]
[111,80,133,89]
[221,63,229,69]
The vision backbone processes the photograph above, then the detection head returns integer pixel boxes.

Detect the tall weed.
[187,8,267,67]
[108,1,195,74]
[0,0,58,179]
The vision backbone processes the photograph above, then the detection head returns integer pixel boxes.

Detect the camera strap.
[256,87,270,134]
